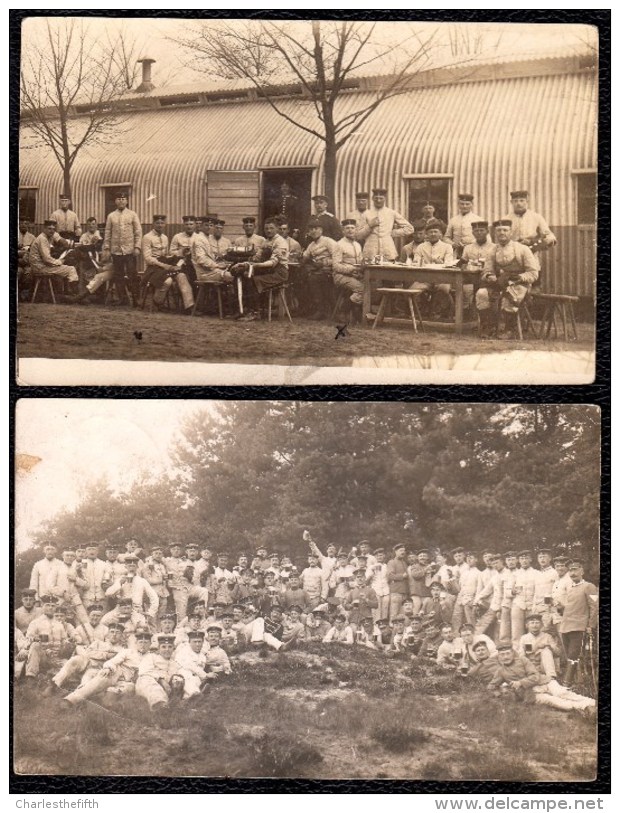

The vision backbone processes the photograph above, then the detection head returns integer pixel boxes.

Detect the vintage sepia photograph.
[16,16,598,385]
[14,400,600,780]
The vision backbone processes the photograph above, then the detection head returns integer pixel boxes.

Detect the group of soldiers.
[15,534,596,719]
[18,186,555,336]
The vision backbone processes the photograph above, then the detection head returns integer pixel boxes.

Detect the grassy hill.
[13,644,597,781]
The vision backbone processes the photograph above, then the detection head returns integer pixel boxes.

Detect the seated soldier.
[141,215,194,314]
[15,588,42,635]
[399,220,426,263]
[300,219,337,320]
[72,603,109,650]
[402,615,427,656]
[101,596,147,640]
[246,605,294,651]
[278,221,303,262]
[203,626,233,675]
[219,611,243,654]
[387,616,408,654]
[24,599,76,681]
[45,622,125,696]
[230,218,289,322]
[28,220,80,296]
[420,581,456,628]
[418,621,444,661]
[303,607,331,642]
[323,613,354,645]
[64,629,154,705]
[454,623,497,664]
[479,219,539,339]
[354,616,379,649]
[175,630,209,699]
[489,641,595,712]
[517,613,560,679]
[18,217,37,300]
[332,219,364,323]
[374,618,393,652]
[135,633,184,712]
[282,605,305,646]
[170,216,198,284]
[410,220,455,319]
[436,623,458,669]
[191,218,235,285]
[233,216,267,254]
[343,568,379,632]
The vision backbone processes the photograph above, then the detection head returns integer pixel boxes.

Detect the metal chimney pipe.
[136,58,156,93]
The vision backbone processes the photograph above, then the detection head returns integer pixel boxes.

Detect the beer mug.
[459,663,469,675]
[356,630,363,643]
[544,595,553,606]
[524,642,533,654]
[39,634,49,644]
[452,649,463,661]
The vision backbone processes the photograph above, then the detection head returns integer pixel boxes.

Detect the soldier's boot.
[113,278,129,306]
[67,280,80,297]
[498,311,517,339]
[350,302,363,326]
[478,309,490,338]
[563,659,577,687]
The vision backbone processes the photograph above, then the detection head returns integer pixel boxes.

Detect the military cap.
[215,219,226,226]
[391,615,405,623]
[458,193,474,201]
[182,215,196,222]
[568,559,584,568]
[489,553,503,561]
[373,548,385,555]
[393,543,406,553]
[160,613,176,622]
[52,604,67,613]
[311,194,328,202]
[135,630,152,640]
[372,187,388,195]
[117,597,133,605]
[288,605,303,614]
[221,611,234,619]
[451,547,465,555]
[334,614,347,622]
[153,214,167,221]
[337,549,349,558]
[156,634,176,644]
[188,630,205,640]
[212,601,227,609]
[114,190,129,199]
[537,547,552,555]
[426,219,446,233]
[312,607,327,616]
[493,219,512,228]
[341,218,357,227]
[191,599,206,608]
[376,618,389,627]
[525,613,542,623]
[186,543,199,549]
[232,604,245,612]
[518,549,533,558]
[107,622,125,632]
[510,190,529,198]
[206,625,223,633]
[472,639,489,650]
[151,545,163,553]
[306,218,322,229]
[307,551,319,558]
[87,604,104,613]
[44,219,58,227]
[188,613,203,621]
[504,550,518,558]
[269,552,279,558]
[242,216,256,224]
[256,544,268,551]
[360,616,374,625]
[59,193,70,199]
[355,191,369,198]
[471,220,489,229]
[124,554,139,563]
[482,548,495,555]
[459,623,475,633]
[429,581,443,589]
[553,554,569,564]
[21,588,37,596]
[39,595,58,604]
[353,567,366,576]
[496,640,514,651]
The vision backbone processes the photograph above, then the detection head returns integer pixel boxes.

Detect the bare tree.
[173,20,437,207]
[20,18,133,199]
[448,24,504,57]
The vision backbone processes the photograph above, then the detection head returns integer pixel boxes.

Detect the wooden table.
[362,262,480,334]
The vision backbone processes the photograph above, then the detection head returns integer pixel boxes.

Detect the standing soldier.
[532,547,558,631]
[79,543,108,608]
[345,192,370,237]
[386,543,409,621]
[101,190,142,306]
[142,214,194,314]
[444,193,481,258]
[473,553,505,639]
[300,219,336,320]
[30,544,65,602]
[510,549,538,645]
[557,559,598,686]
[367,548,390,623]
[343,569,379,632]
[141,546,170,625]
[50,193,82,239]
[357,187,414,262]
[502,190,557,270]
[306,194,343,242]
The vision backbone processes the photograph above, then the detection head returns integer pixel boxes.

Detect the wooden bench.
[192,279,229,318]
[531,292,579,341]
[372,288,425,333]
[31,275,57,304]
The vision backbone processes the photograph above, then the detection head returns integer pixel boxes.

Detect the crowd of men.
[18,187,555,337]
[15,534,596,719]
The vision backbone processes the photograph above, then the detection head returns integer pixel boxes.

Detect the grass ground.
[13,644,597,781]
[16,303,595,367]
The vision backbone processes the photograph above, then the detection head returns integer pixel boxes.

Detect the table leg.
[454,274,464,334]
[363,268,371,328]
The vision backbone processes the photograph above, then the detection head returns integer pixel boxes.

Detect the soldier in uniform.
[420,203,447,235]
[136,633,184,712]
[208,219,232,260]
[101,190,142,306]
[345,192,370,236]
[141,215,194,313]
[421,580,456,629]
[357,187,413,262]
[50,193,82,239]
[323,613,354,644]
[386,543,409,621]
[278,221,303,262]
[203,626,233,675]
[473,553,505,639]
[305,194,343,242]
[501,190,556,271]
[15,588,42,635]
[444,193,481,258]
[468,639,500,682]
[72,603,109,650]
[105,554,159,624]
[510,549,538,644]
[28,221,80,295]
[18,217,37,299]
[343,568,379,631]
[557,560,598,686]
[332,218,365,323]
[410,220,455,319]
[175,630,209,698]
[170,215,198,284]
[486,219,539,339]
[24,597,76,681]
[297,218,336,319]
[399,220,426,263]
[30,545,65,602]
[45,622,125,696]
[233,217,267,254]
[141,546,170,624]
[517,613,560,679]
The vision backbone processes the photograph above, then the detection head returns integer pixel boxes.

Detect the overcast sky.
[21,17,597,90]
[15,399,205,551]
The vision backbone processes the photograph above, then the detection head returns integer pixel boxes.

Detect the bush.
[248,731,323,777]
[370,719,430,753]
